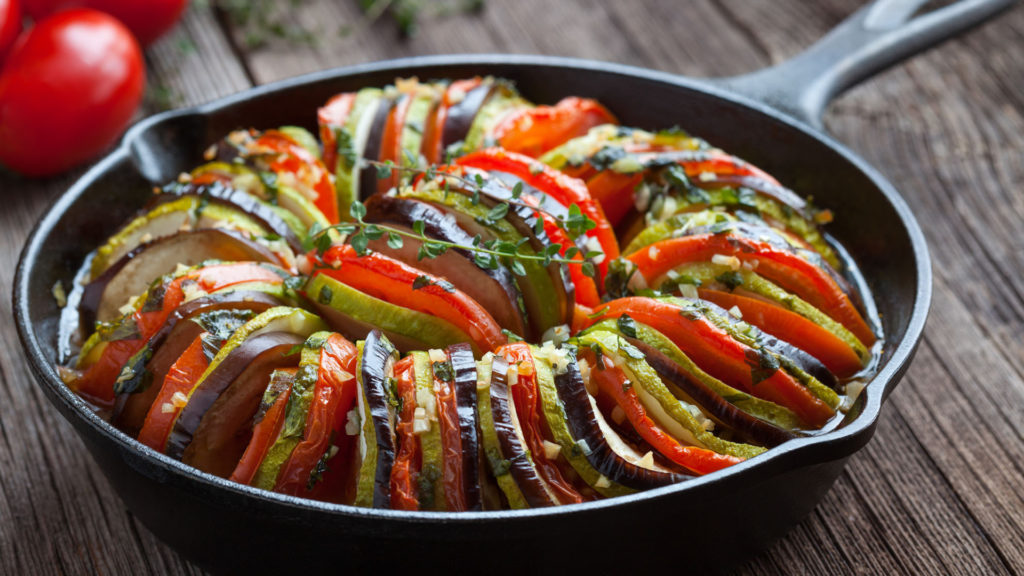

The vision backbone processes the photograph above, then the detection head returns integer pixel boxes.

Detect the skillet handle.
[707,0,1017,129]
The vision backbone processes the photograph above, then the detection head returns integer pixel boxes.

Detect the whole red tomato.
[0,9,145,177]
[0,0,20,61]
[22,0,188,46]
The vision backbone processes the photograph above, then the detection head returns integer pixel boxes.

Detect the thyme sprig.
[306,163,602,278]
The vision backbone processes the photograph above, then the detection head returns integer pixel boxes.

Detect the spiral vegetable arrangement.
[61,77,879,510]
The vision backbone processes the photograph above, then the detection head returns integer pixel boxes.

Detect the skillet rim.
[13,53,932,524]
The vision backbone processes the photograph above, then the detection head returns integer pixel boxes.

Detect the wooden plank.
[0,4,249,575]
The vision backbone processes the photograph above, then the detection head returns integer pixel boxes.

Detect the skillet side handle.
[708,0,1018,130]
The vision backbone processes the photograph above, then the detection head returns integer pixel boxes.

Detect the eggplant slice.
[356,330,400,508]
[553,346,689,490]
[81,228,280,326]
[446,343,482,511]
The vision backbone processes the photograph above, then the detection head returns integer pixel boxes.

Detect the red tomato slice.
[698,289,864,377]
[432,350,469,510]
[318,245,506,352]
[425,78,483,164]
[229,368,296,485]
[389,356,421,510]
[253,130,339,224]
[586,297,836,428]
[492,97,618,157]
[0,0,21,63]
[275,333,359,499]
[136,334,209,452]
[587,352,743,475]
[627,235,875,346]
[318,92,357,173]
[377,94,413,193]
[585,170,642,228]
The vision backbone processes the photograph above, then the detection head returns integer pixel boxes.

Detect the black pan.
[13,0,1012,573]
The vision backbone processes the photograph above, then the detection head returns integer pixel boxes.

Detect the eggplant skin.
[159,181,303,252]
[360,330,400,508]
[446,342,482,511]
[166,331,304,461]
[441,84,493,152]
[628,338,795,448]
[553,346,689,490]
[489,355,556,508]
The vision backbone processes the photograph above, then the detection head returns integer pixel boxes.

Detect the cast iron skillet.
[14,0,1014,573]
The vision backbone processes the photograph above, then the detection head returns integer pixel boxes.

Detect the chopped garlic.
[639,451,656,469]
[610,405,626,425]
[711,253,741,271]
[648,245,660,261]
[345,408,361,436]
[728,305,743,319]
[677,283,699,299]
[416,388,437,420]
[413,407,431,434]
[139,233,154,244]
[170,392,188,408]
[174,262,191,275]
[840,380,867,412]
[702,419,716,432]
[595,475,611,489]
[698,171,716,182]
[542,440,562,460]
[160,402,175,414]
[448,87,467,104]
[428,349,447,364]
[585,236,605,265]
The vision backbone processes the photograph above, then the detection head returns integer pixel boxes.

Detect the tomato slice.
[317,245,506,352]
[455,148,620,284]
[425,78,483,164]
[229,368,296,485]
[698,289,864,378]
[627,147,782,186]
[318,92,357,173]
[432,352,468,511]
[274,333,359,499]
[377,94,413,194]
[628,235,875,346]
[587,352,743,475]
[499,342,585,504]
[586,297,836,428]
[585,170,642,228]
[136,334,210,452]
[492,97,618,157]
[254,130,339,224]
[389,356,421,510]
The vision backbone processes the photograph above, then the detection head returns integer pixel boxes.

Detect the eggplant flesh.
[82,229,279,326]
[446,342,482,511]
[488,355,557,507]
[158,182,303,252]
[364,194,527,336]
[628,338,795,447]
[166,331,304,461]
[553,348,689,490]
[359,330,400,508]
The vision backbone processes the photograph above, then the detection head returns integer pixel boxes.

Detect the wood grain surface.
[1,1,1022,574]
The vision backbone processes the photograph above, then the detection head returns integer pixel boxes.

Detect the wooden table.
[2,1,1022,573]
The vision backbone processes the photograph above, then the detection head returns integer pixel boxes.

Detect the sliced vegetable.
[352,330,400,508]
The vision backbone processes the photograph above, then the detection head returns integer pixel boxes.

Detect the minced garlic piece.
[711,253,741,271]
